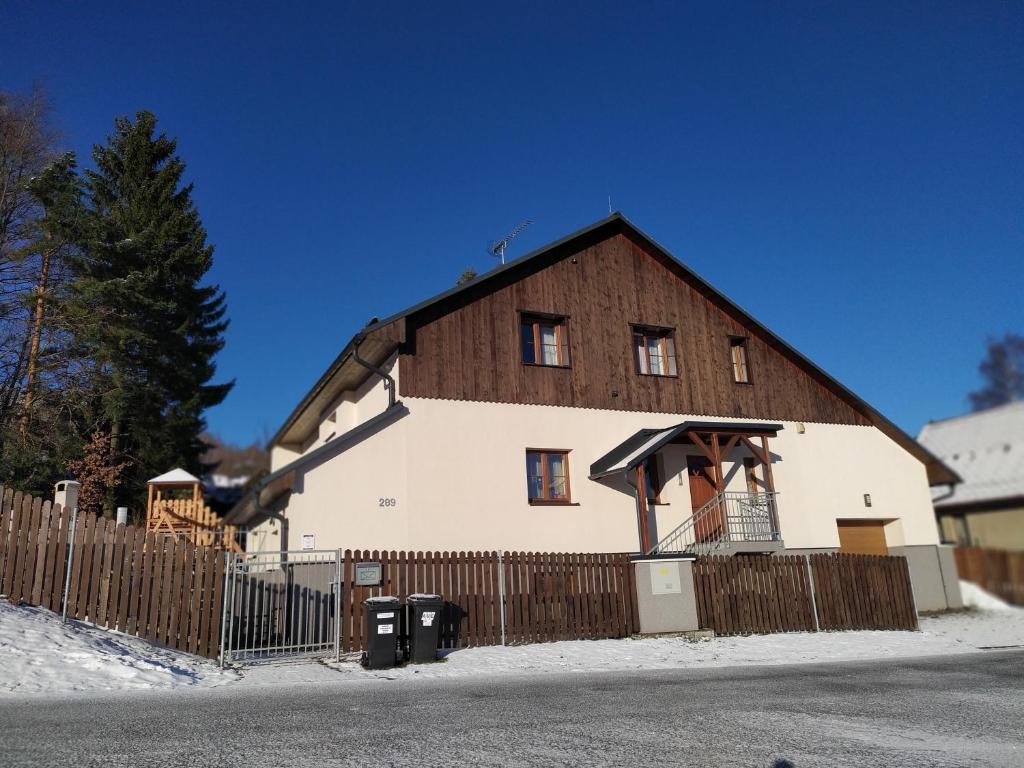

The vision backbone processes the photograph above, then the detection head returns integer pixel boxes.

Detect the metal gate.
[220,549,340,665]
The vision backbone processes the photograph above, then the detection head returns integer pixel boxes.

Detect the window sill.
[522,362,571,370]
[635,372,678,379]
[733,380,754,386]
[528,500,580,506]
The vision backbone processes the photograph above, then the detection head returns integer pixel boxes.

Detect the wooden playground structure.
[145,469,243,553]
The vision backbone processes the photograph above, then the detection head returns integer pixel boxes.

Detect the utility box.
[363,596,400,669]
[406,593,444,663]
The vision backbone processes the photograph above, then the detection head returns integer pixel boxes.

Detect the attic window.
[730,337,751,384]
[521,313,569,367]
[633,325,677,376]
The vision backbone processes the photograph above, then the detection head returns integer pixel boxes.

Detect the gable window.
[730,337,751,383]
[521,314,569,367]
[526,449,571,503]
[633,325,678,376]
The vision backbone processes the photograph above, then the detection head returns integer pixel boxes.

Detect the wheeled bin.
[363,596,400,669]
[406,593,444,663]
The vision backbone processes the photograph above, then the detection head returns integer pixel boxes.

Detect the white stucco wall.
[268,395,939,554]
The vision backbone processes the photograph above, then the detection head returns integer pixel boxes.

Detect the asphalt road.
[1,651,1021,768]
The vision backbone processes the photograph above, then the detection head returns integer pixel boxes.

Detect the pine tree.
[72,112,232,514]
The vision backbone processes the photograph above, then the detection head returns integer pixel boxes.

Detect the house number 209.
[379,498,397,507]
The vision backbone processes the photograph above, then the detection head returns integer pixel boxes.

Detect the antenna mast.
[488,219,533,265]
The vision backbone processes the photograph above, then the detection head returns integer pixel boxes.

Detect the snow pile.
[959,579,1015,612]
[0,601,236,696]
[321,596,1024,683]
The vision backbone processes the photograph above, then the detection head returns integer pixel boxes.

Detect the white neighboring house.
[918,401,1024,551]
[227,213,962,610]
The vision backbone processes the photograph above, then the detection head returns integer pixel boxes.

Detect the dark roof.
[589,421,783,479]
[269,212,959,486]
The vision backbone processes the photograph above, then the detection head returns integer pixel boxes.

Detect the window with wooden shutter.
[730,337,751,383]
[632,325,678,376]
[521,314,569,367]
[526,449,571,503]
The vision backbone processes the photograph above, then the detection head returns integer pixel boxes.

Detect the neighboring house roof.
[917,401,1024,510]
[147,468,201,484]
[271,212,958,486]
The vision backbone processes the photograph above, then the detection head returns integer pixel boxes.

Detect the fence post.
[497,551,507,646]
[804,555,820,632]
[335,548,342,662]
[60,507,78,624]
[219,551,235,668]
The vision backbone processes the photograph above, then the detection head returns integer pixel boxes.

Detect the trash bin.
[406,593,444,663]
[363,596,401,669]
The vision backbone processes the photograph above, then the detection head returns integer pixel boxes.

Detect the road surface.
[1,650,1021,767]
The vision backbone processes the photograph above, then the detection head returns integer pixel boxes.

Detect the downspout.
[246,335,402,550]
[352,333,396,409]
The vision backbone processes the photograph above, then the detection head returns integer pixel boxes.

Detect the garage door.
[837,520,888,555]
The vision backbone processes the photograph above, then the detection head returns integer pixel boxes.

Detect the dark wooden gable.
[397,228,870,426]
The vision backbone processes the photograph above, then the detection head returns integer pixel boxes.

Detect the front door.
[687,455,722,541]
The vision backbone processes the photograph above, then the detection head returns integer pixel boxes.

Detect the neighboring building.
[227,213,961,610]
[918,401,1024,551]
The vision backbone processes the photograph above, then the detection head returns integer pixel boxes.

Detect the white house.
[227,214,962,610]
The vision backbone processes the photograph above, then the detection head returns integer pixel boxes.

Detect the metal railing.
[647,492,780,556]
[220,549,341,665]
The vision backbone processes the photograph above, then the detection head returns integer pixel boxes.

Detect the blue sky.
[4,2,1021,445]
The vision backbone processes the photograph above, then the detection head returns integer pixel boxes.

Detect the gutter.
[233,337,404,535]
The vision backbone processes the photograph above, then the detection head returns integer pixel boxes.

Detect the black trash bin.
[363,596,401,669]
[406,593,444,663]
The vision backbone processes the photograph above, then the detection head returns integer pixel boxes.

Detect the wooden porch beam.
[739,436,770,467]
[721,433,742,458]
[684,430,716,464]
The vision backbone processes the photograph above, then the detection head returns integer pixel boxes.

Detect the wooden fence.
[0,485,224,659]
[693,553,918,635]
[954,547,1024,606]
[339,550,638,652]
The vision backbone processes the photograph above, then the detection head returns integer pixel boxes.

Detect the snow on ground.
[2,581,1022,695]
[960,579,1016,612]
[0,600,238,696]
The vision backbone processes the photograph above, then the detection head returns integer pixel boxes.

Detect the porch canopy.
[589,420,783,552]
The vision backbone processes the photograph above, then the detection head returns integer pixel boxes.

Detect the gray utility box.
[363,596,401,669]
[406,593,444,663]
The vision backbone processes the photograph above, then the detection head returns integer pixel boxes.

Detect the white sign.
[377,612,395,620]
[301,534,315,550]
[650,562,682,595]
[378,623,394,635]
[421,611,436,627]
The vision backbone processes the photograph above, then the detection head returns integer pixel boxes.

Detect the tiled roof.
[917,401,1024,507]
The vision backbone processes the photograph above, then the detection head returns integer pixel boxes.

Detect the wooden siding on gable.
[397,232,870,426]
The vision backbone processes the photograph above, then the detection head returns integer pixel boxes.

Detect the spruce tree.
[72,112,231,513]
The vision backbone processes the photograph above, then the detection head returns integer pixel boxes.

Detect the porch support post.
[635,464,652,553]
[760,434,780,538]
[760,435,776,493]
[710,433,724,493]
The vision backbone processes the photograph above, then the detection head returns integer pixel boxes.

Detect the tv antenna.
[488,219,533,265]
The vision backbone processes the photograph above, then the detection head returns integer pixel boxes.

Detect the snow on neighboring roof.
[917,401,1024,507]
[147,468,200,485]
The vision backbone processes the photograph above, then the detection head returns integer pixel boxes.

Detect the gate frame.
[219,548,342,667]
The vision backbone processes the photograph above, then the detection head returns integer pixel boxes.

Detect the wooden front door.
[837,520,888,555]
[688,455,722,541]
